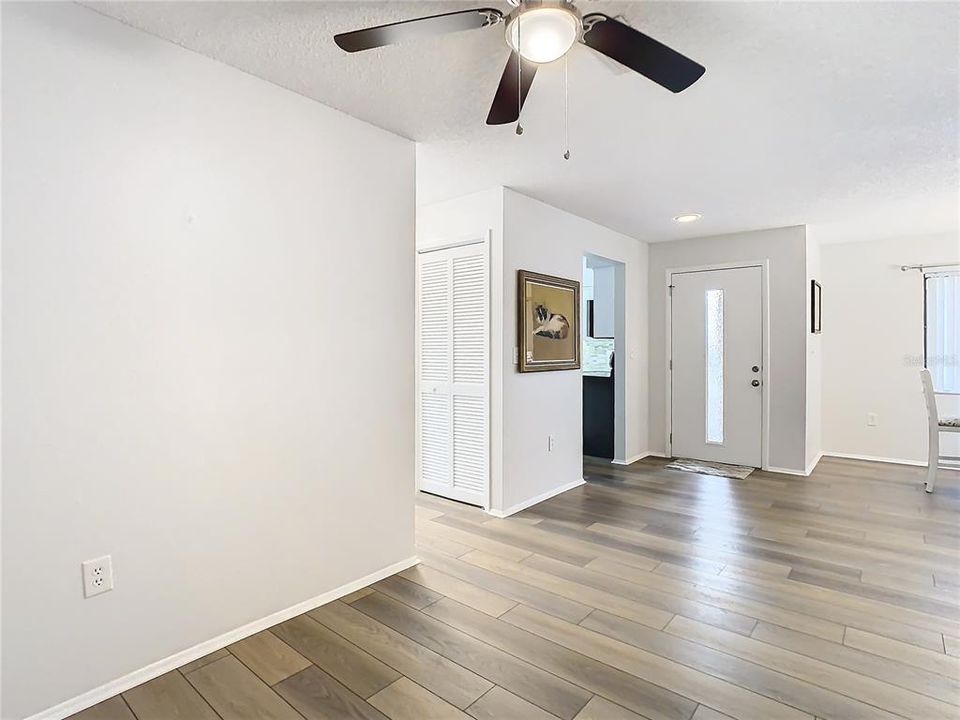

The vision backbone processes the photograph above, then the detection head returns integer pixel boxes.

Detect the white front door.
[670,266,763,467]
[416,242,489,507]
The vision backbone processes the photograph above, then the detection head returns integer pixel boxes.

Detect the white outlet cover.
[82,555,114,598]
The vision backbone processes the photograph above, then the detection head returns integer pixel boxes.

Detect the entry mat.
[665,458,754,479]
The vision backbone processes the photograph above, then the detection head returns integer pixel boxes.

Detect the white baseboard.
[765,465,809,476]
[486,478,585,518]
[26,555,420,720]
[822,451,928,467]
[611,451,667,466]
[763,451,823,477]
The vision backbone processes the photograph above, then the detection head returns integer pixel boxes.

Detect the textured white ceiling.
[87,1,959,243]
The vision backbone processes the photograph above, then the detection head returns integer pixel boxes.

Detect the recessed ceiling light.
[673,213,702,224]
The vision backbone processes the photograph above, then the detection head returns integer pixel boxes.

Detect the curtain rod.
[900,262,960,272]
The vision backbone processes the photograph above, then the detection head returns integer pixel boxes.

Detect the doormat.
[665,458,754,479]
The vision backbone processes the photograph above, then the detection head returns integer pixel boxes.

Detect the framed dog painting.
[517,270,581,372]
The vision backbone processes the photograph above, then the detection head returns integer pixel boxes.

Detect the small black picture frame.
[811,280,822,334]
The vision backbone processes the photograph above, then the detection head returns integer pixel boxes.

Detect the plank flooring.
[69,456,960,720]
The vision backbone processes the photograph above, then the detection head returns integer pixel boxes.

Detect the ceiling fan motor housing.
[505,0,583,64]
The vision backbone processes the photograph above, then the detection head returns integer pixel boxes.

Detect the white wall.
[821,233,960,463]
[501,189,648,512]
[416,187,505,510]
[581,259,594,336]
[417,188,504,251]
[805,233,823,471]
[590,265,617,339]
[2,4,415,718]
[648,226,811,473]
[416,187,648,515]
[416,187,503,508]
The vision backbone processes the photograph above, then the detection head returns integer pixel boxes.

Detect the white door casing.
[670,265,763,467]
[416,240,489,506]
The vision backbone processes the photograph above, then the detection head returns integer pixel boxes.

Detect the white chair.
[920,369,960,492]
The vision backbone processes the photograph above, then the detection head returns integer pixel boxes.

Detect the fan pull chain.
[516,12,523,135]
[563,54,570,160]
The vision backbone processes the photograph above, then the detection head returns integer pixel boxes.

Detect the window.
[705,289,724,443]
[925,271,960,393]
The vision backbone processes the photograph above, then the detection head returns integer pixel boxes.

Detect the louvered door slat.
[453,254,487,385]
[419,258,450,384]
[420,394,450,486]
[453,396,486,493]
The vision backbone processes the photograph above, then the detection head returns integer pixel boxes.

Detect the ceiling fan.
[334,0,705,126]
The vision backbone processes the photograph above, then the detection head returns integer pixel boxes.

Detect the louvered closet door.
[417,242,489,507]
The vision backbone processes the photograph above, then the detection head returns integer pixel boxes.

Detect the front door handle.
[751,379,760,387]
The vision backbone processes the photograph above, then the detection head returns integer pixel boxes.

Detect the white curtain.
[926,271,960,393]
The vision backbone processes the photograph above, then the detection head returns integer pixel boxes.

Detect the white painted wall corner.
[486,478,585,518]
[765,466,810,476]
[805,451,824,476]
[611,453,647,466]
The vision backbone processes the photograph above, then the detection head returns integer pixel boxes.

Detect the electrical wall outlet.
[82,555,114,598]
[548,435,556,452]
[867,413,878,427]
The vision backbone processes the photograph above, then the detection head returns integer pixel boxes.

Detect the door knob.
[751,379,760,387]
[751,365,760,373]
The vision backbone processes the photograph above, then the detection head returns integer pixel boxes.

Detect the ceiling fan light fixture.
[506,5,580,64]
[334,4,706,127]
[673,213,703,223]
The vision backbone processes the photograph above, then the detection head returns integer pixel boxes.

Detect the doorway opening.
[582,254,626,462]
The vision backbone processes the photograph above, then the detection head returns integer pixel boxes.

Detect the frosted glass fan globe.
[506,7,580,64]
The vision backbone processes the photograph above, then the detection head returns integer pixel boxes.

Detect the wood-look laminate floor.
[71,457,960,720]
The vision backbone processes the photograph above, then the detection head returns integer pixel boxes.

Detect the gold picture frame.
[517,270,581,372]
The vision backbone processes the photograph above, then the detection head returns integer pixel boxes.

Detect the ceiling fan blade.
[335,8,502,53]
[486,52,539,125]
[581,13,705,93]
